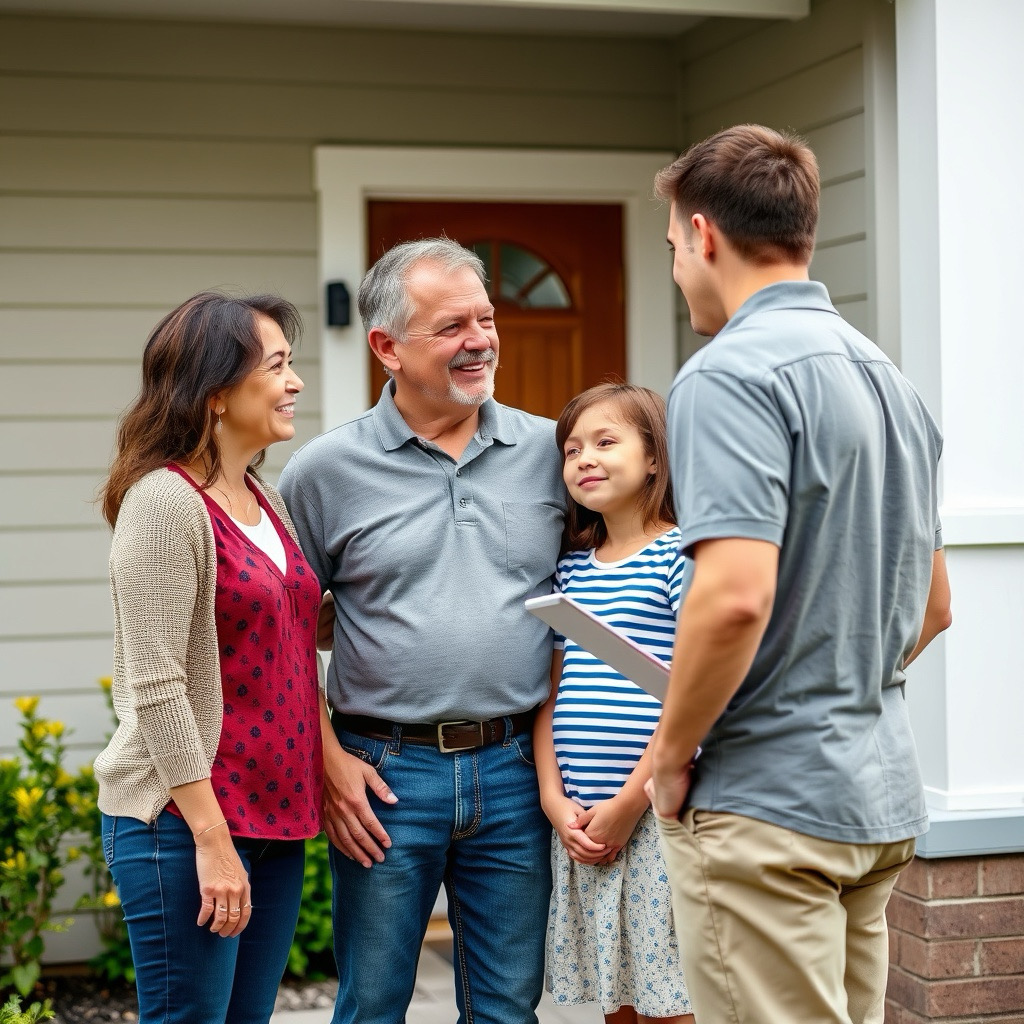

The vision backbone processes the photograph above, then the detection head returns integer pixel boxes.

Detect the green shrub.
[0,994,55,1023]
[286,834,335,978]
[1,681,336,994]
[0,698,96,996]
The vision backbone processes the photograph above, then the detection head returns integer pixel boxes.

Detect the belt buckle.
[436,719,483,754]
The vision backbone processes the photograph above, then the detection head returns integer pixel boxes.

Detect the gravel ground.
[34,973,339,1022]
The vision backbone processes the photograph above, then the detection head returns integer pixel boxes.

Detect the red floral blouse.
[168,466,323,839]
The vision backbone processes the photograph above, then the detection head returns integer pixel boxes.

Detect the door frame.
[314,145,677,429]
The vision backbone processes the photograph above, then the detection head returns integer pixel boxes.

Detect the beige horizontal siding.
[680,0,864,114]
[0,15,674,97]
[1,196,317,252]
[0,137,315,196]
[0,412,321,473]
[0,252,319,306]
[0,306,320,359]
[803,115,866,184]
[1,74,675,149]
[1,637,112,694]
[687,47,863,142]
[819,176,865,243]
[0,529,110,583]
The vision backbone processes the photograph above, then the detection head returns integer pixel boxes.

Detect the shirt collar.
[726,280,838,332]
[372,380,518,452]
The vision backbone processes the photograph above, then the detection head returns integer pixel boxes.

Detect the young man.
[279,238,564,1024]
[647,125,952,1024]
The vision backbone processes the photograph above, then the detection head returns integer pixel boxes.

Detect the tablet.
[525,593,671,701]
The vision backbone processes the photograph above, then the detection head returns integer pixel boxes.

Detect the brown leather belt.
[337,711,535,753]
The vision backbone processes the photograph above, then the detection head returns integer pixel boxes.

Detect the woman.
[95,291,324,1024]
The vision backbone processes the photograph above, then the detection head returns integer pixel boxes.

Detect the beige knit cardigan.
[94,467,305,823]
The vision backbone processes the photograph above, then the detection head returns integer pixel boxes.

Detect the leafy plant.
[0,698,95,996]
[72,679,133,985]
[286,834,335,979]
[0,994,55,1023]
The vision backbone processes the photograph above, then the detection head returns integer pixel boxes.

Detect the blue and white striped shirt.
[552,529,684,806]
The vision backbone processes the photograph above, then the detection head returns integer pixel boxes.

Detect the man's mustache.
[448,350,497,369]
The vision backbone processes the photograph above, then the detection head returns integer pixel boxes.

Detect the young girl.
[534,383,693,1024]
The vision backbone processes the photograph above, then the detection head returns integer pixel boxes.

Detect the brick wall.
[886,853,1024,1022]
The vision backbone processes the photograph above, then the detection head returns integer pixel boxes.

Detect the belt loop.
[502,715,513,746]
[390,722,402,755]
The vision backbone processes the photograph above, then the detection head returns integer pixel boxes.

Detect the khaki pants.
[657,810,914,1024]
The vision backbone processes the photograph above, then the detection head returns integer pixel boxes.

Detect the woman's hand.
[194,832,252,938]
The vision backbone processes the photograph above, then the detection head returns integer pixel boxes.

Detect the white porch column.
[895,0,1024,853]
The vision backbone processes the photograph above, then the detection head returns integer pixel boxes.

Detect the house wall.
[672,0,885,364]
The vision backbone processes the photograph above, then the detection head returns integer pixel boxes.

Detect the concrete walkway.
[270,944,599,1024]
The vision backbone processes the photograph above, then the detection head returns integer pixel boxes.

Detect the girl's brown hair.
[555,383,675,553]
[101,291,302,528]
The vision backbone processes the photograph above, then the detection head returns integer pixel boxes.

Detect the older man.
[279,238,564,1024]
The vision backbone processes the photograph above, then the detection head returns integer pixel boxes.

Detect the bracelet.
[193,819,228,840]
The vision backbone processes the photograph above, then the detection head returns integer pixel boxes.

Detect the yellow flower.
[32,722,49,740]
[66,847,81,861]
[14,696,39,716]
[98,676,113,691]
[13,786,44,815]
[46,721,65,738]
[56,769,74,787]
[101,890,121,908]
[78,764,94,778]
[1,851,28,872]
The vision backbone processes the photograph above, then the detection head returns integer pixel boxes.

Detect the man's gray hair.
[357,238,487,341]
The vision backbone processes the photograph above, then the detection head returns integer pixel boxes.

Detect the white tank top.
[231,510,287,573]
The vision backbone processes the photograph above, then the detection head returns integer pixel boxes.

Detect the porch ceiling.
[1,0,808,37]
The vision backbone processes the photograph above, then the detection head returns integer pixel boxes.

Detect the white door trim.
[314,145,677,429]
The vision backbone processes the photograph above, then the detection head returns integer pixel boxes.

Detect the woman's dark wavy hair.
[101,291,302,528]
[555,382,675,554]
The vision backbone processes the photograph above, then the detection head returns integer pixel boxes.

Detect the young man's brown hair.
[654,123,820,266]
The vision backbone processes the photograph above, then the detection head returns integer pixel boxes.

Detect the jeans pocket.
[340,732,390,773]
[509,733,536,767]
[101,815,115,867]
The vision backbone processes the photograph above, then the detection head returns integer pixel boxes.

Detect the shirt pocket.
[502,501,563,580]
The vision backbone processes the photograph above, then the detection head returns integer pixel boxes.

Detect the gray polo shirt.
[278,384,565,723]
[668,281,942,844]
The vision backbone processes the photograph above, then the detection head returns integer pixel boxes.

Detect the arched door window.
[470,241,572,309]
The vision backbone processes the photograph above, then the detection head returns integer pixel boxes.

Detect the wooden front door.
[368,201,626,421]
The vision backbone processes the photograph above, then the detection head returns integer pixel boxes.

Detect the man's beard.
[447,350,497,406]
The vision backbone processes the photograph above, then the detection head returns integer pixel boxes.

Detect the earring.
[215,409,223,434]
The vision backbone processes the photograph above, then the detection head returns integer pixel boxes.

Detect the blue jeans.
[330,722,551,1024]
[102,810,305,1024]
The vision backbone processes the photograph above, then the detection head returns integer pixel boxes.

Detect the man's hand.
[321,740,397,868]
[645,754,694,822]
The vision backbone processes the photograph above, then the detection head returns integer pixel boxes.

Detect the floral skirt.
[545,809,691,1017]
